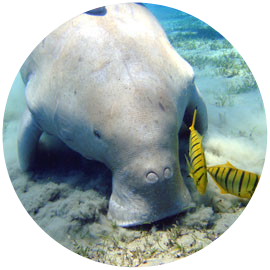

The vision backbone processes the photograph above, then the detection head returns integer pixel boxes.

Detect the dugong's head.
[108,145,192,227]
[87,82,194,227]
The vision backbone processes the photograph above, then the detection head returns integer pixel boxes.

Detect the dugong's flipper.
[17,108,42,171]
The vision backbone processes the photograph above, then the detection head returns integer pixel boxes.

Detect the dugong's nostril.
[164,167,173,179]
[146,172,159,183]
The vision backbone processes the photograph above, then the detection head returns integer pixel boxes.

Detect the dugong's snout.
[107,156,192,227]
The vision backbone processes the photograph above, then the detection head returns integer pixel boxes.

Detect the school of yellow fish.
[185,109,260,199]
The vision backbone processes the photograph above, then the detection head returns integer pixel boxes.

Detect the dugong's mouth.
[108,196,191,227]
[107,173,192,227]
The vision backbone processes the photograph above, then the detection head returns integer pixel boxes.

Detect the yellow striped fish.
[207,162,260,199]
[185,109,208,195]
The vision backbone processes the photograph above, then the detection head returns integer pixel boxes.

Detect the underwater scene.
[2,2,267,267]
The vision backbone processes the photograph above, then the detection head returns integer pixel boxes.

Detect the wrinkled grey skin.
[18,3,207,227]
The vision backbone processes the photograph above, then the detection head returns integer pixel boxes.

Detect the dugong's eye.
[93,128,101,139]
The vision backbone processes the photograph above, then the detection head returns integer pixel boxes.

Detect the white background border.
[1,1,269,269]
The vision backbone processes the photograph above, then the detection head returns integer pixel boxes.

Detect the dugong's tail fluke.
[17,108,42,171]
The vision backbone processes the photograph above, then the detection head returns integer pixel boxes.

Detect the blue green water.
[146,3,266,169]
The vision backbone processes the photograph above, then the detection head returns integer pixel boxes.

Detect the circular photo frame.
[2,1,267,268]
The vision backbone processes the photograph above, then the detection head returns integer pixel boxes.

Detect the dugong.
[18,3,208,227]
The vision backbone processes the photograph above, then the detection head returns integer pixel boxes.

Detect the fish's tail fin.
[185,154,193,177]
[207,169,228,195]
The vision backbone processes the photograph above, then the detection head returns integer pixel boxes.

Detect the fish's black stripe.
[197,171,205,182]
[241,172,249,196]
[191,138,199,147]
[252,175,259,193]
[214,168,220,179]
[224,168,232,191]
[191,142,200,151]
[218,168,225,185]
[191,133,197,141]
[238,171,245,196]
[192,147,201,155]
[193,166,204,174]
[246,173,250,190]
[220,167,226,178]
[193,158,202,168]
[191,153,201,164]
[231,169,238,194]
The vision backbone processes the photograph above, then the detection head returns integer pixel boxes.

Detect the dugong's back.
[21,3,193,104]
[20,3,196,160]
